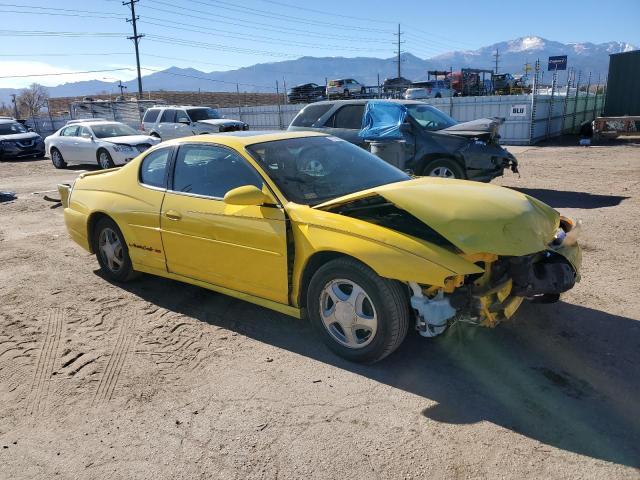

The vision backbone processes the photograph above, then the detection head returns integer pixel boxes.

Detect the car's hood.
[103,135,157,145]
[0,132,40,142]
[315,177,559,256]
[440,117,503,140]
[197,119,244,126]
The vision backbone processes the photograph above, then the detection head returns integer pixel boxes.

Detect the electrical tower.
[123,0,144,99]
[393,24,405,78]
[493,48,500,74]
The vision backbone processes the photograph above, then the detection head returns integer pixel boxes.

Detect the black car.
[0,118,45,160]
[287,83,326,104]
[288,99,518,182]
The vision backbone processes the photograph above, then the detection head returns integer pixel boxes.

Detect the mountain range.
[1,36,636,106]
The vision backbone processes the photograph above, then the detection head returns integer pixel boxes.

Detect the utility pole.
[493,48,500,74]
[10,93,19,118]
[123,0,144,99]
[394,23,404,79]
[117,80,127,96]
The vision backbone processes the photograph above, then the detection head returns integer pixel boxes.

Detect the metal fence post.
[571,71,582,133]
[276,80,283,130]
[582,72,591,127]
[561,69,573,134]
[592,74,600,120]
[545,68,558,139]
[528,59,540,145]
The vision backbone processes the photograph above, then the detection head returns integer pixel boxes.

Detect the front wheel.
[97,149,115,169]
[93,217,138,282]
[307,258,409,363]
[422,158,465,179]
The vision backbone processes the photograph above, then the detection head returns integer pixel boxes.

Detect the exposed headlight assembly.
[550,216,581,248]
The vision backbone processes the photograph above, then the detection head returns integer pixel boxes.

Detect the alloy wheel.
[429,166,455,178]
[98,227,124,273]
[319,278,378,349]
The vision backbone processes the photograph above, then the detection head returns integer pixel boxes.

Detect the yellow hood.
[315,177,560,256]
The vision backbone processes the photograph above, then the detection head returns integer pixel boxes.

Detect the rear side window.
[290,104,332,127]
[159,109,176,123]
[326,104,365,129]
[143,109,160,123]
[140,148,171,188]
[61,126,79,136]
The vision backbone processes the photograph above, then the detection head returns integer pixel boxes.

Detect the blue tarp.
[358,101,408,141]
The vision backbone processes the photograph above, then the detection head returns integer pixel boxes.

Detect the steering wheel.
[297,146,331,178]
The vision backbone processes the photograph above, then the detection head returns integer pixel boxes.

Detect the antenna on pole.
[123,0,144,99]
[493,48,500,74]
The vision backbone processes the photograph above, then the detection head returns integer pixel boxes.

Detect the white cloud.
[0,61,139,89]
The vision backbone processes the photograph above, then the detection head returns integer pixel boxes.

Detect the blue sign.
[548,55,567,71]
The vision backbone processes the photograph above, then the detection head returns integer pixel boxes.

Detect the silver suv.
[142,106,248,141]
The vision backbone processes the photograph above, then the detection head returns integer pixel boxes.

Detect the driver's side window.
[171,144,263,199]
[176,110,190,123]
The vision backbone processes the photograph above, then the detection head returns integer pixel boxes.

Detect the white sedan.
[45,120,160,169]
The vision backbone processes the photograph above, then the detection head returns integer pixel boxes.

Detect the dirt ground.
[1,139,639,480]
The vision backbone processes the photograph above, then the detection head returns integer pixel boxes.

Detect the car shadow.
[101,271,640,467]
[507,187,629,209]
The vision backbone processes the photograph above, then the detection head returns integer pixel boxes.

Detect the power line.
[123,0,144,99]
[138,19,389,53]
[170,0,389,33]
[0,8,125,19]
[0,67,133,79]
[254,0,395,24]
[0,29,128,37]
[142,0,387,42]
[0,3,123,17]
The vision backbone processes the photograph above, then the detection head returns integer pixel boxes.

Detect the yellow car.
[58,131,581,363]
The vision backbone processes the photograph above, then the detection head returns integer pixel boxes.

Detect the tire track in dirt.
[92,316,137,405]
[26,308,64,415]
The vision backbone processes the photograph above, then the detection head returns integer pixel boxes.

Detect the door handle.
[165,210,182,220]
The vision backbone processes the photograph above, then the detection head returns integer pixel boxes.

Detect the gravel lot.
[1,139,639,479]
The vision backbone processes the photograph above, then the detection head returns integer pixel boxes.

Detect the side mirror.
[223,185,269,206]
[178,118,190,125]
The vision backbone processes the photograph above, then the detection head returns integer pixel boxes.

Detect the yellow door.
[160,143,289,304]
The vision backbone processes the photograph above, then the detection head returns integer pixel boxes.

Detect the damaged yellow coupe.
[59,131,581,362]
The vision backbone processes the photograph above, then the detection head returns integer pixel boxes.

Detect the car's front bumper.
[0,141,45,159]
[465,149,519,182]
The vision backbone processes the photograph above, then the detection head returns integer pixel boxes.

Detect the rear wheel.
[97,149,115,169]
[307,257,409,363]
[93,217,138,282]
[422,158,465,179]
[50,148,67,169]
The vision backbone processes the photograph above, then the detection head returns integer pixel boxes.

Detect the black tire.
[93,217,139,282]
[343,89,350,97]
[435,92,442,98]
[50,148,67,169]
[422,157,465,179]
[97,149,115,169]
[307,257,410,363]
[360,87,366,95]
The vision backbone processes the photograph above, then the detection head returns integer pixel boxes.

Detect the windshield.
[0,122,28,135]
[246,136,410,205]
[405,104,457,131]
[187,108,221,121]
[91,123,139,138]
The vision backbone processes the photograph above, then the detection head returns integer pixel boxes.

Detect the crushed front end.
[409,217,581,336]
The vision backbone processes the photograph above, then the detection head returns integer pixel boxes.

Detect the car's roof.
[150,105,213,109]
[66,120,122,127]
[0,118,18,124]
[163,130,328,148]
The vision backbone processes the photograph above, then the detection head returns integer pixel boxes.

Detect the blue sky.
[1,0,638,88]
